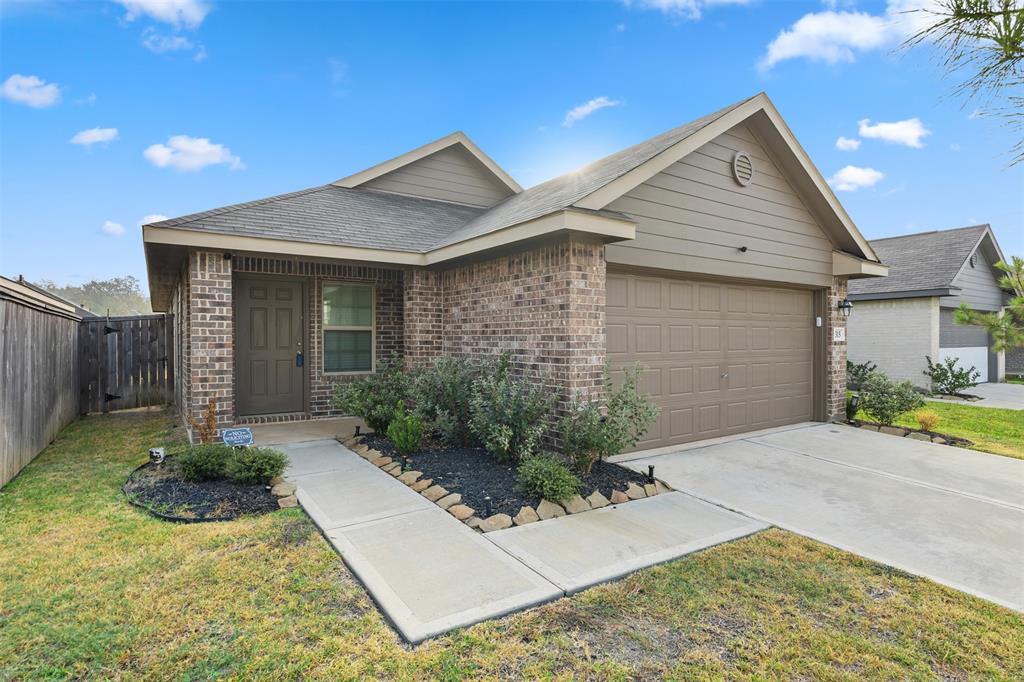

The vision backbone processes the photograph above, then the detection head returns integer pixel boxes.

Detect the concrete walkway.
[618,423,1024,612]
[275,437,764,643]
[925,382,1024,410]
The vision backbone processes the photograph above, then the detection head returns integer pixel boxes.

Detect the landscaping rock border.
[845,421,973,448]
[338,434,674,532]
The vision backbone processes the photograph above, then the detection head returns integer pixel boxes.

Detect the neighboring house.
[142,92,887,450]
[847,224,1011,387]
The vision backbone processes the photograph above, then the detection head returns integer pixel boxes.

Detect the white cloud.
[759,0,937,70]
[144,134,244,171]
[614,23,627,32]
[0,74,60,108]
[142,29,206,60]
[139,214,169,227]
[76,93,97,106]
[70,127,119,147]
[625,0,751,21]
[950,143,961,151]
[117,0,210,29]
[835,136,861,151]
[329,57,347,83]
[828,165,885,192]
[858,117,931,147]
[563,96,621,127]
[101,220,126,236]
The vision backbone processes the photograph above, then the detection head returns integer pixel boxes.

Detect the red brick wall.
[825,276,849,421]
[185,250,234,435]
[405,237,607,413]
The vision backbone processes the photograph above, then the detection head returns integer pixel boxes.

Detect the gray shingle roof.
[847,225,988,296]
[147,185,486,252]
[150,95,757,253]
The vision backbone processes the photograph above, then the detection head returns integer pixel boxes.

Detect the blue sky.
[2,0,1021,290]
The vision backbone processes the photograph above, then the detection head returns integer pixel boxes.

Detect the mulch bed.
[123,457,279,522]
[364,434,650,517]
[846,420,973,448]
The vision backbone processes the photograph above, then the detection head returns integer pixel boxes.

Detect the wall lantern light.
[838,298,854,318]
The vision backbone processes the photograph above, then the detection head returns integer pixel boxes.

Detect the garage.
[607,270,816,450]
[938,308,992,382]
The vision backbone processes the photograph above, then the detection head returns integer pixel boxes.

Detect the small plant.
[469,357,555,463]
[332,356,409,432]
[225,447,288,484]
[915,409,941,433]
[924,356,980,396]
[186,397,219,443]
[409,356,491,446]
[176,444,233,481]
[560,366,659,473]
[516,454,580,502]
[846,360,878,391]
[386,400,424,456]
[859,372,925,426]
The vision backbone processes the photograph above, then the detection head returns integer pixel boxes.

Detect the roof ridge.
[869,223,989,242]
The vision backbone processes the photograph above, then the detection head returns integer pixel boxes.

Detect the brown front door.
[236,276,304,416]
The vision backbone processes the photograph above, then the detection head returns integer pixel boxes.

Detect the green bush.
[516,454,579,502]
[924,355,980,396]
[846,360,877,391]
[409,356,492,446]
[860,372,925,426]
[225,447,288,484]
[331,356,409,432]
[176,444,233,481]
[469,357,554,463]
[559,366,659,473]
[386,400,424,456]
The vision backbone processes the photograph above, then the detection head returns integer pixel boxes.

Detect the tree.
[954,255,1024,351]
[902,0,1024,164]
[37,276,151,316]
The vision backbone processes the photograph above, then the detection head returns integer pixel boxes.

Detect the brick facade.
[825,276,849,421]
[185,251,234,434]
[402,237,607,412]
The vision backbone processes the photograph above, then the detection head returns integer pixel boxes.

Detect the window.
[323,284,373,373]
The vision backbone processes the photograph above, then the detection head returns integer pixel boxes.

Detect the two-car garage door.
[607,271,815,451]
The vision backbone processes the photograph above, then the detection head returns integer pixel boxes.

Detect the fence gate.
[79,314,174,413]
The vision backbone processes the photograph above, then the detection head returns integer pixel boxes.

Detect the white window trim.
[322,282,376,375]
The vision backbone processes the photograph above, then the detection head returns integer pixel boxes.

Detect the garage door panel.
[607,275,629,308]
[609,271,815,450]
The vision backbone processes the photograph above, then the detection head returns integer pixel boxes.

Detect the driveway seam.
[748,438,1024,512]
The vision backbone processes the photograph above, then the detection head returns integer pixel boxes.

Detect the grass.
[856,401,1024,460]
[1007,376,1023,385]
[2,411,1022,680]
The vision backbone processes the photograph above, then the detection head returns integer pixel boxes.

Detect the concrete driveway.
[927,382,1024,410]
[615,423,1024,612]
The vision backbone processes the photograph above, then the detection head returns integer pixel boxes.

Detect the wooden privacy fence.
[79,314,175,413]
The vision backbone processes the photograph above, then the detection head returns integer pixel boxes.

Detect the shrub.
[516,454,579,502]
[409,356,493,446]
[386,400,424,456]
[846,360,877,391]
[331,356,409,432]
[187,397,219,444]
[177,444,233,481]
[859,373,925,426]
[924,355,980,396]
[559,366,659,473]
[915,409,941,433]
[469,358,554,463]
[225,447,288,484]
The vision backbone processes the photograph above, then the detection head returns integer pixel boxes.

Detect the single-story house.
[847,224,1011,386]
[143,92,887,450]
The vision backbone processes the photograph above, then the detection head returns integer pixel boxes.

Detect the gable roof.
[334,131,523,196]
[848,224,1000,298]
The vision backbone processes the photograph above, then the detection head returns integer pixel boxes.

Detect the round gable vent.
[732,151,754,187]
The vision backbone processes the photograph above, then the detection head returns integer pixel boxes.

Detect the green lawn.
[1007,376,1023,385]
[2,411,1022,680]
[857,401,1024,460]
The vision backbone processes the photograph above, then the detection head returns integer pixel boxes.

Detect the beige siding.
[361,145,515,208]
[605,123,834,288]
[847,297,939,387]
[941,248,1005,311]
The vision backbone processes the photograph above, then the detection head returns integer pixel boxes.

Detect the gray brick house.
[847,225,1012,387]
[143,92,887,449]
